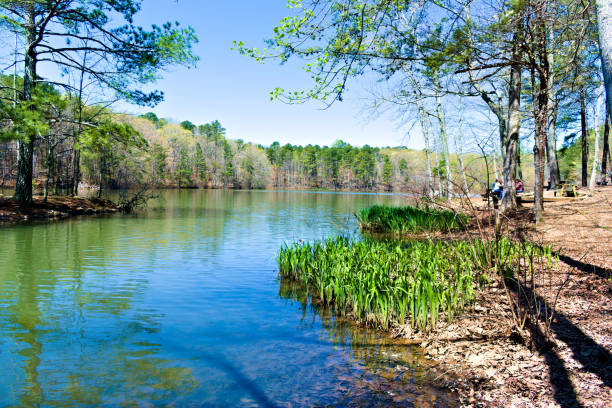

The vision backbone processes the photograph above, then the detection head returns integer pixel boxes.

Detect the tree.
[175,148,192,188]
[602,104,610,179]
[80,118,145,197]
[381,154,393,190]
[150,143,167,185]
[180,120,196,133]
[195,142,207,183]
[596,0,612,121]
[140,112,167,129]
[0,0,198,204]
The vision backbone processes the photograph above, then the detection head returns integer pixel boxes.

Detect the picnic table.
[555,182,577,197]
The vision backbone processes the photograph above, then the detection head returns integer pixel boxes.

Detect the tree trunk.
[517,142,523,180]
[14,4,37,205]
[596,0,612,121]
[532,2,549,222]
[455,126,470,195]
[433,73,452,198]
[98,153,105,199]
[502,25,522,211]
[580,86,588,187]
[43,137,53,203]
[545,25,561,189]
[71,149,80,196]
[602,103,610,179]
[434,140,442,197]
[589,85,604,193]
[417,101,434,199]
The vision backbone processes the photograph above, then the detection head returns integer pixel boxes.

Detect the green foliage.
[198,120,226,142]
[381,154,394,188]
[180,120,196,133]
[139,112,167,128]
[0,77,65,142]
[277,236,557,331]
[150,143,168,185]
[176,148,192,187]
[0,1,199,106]
[558,126,603,183]
[195,142,207,182]
[222,140,234,184]
[356,205,469,234]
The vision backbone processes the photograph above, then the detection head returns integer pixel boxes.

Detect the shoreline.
[0,195,119,224]
[397,188,612,407]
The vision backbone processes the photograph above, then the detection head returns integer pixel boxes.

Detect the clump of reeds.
[355,204,469,234]
[277,237,557,331]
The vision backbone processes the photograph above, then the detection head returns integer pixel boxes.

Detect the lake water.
[0,190,455,407]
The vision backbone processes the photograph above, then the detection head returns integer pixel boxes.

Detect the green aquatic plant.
[277,237,557,331]
[355,205,469,234]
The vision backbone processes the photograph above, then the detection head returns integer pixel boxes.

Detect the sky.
[118,0,425,149]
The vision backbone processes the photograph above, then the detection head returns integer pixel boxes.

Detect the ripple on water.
[0,190,456,407]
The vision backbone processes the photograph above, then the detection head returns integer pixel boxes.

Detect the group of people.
[491,178,523,199]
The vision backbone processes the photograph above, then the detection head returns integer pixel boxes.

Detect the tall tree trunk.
[517,142,523,180]
[532,1,549,222]
[71,51,88,196]
[417,101,434,199]
[545,20,561,189]
[502,23,522,211]
[580,86,588,187]
[98,152,105,199]
[454,125,470,195]
[434,140,442,196]
[596,0,612,121]
[433,73,452,198]
[589,85,604,192]
[14,4,36,205]
[602,103,610,178]
[71,149,80,195]
[43,136,52,203]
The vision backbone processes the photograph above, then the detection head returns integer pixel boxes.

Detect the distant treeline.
[1,97,539,196]
[0,75,538,195]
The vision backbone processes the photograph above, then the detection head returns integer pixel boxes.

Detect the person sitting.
[516,179,524,193]
[492,179,503,199]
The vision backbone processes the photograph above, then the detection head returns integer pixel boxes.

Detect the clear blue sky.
[121,0,424,149]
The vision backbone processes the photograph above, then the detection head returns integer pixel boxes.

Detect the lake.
[0,189,455,407]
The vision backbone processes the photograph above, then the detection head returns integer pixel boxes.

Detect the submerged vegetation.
[277,236,557,331]
[356,205,469,234]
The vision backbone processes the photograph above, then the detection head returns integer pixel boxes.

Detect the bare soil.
[399,187,612,407]
[0,194,118,223]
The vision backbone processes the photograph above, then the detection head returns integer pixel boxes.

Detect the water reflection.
[0,190,453,407]
[278,278,455,407]
[0,221,198,406]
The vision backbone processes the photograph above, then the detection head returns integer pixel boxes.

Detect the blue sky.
[121,0,424,149]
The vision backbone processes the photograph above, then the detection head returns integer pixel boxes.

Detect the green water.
[0,190,455,407]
